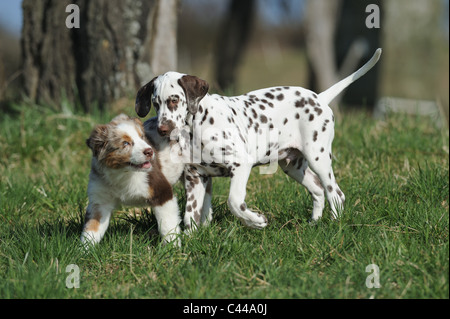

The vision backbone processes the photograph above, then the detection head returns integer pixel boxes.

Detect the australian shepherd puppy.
[81,114,181,246]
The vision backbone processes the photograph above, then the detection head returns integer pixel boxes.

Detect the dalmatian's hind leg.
[304,149,345,219]
[301,119,345,219]
[279,156,326,221]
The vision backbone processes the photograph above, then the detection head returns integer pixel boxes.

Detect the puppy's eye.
[123,141,131,147]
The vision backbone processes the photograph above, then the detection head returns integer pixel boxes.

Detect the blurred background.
[0,0,448,122]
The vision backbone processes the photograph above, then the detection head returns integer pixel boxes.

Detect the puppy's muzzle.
[157,120,176,137]
[143,148,153,159]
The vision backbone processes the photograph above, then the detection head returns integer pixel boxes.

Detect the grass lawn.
[0,102,448,299]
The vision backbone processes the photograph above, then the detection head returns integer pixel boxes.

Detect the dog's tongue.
[141,162,151,169]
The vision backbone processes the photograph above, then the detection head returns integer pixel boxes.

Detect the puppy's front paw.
[80,231,101,249]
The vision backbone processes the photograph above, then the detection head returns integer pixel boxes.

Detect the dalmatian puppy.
[135,49,382,231]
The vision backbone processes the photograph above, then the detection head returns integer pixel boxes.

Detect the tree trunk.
[0,58,5,102]
[71,0,159,112]
[305,0,381,110]
[335,0,382,109]
[305,0,342,98]
[150,0,178,75]
[22,0,77,107]
[21,0,177,112]
[215,0,255,93]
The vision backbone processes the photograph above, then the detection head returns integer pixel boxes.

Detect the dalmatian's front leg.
[200,177,214,226]
[183,167,208,231]
[227,164,268,229]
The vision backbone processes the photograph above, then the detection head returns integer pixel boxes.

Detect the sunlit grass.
[0,103,448,298]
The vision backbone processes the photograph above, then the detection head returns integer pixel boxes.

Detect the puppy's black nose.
[143,148,153,158]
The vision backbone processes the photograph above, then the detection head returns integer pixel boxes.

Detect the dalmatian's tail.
[318,48,382,105]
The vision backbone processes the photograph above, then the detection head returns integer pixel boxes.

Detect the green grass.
[0,103,448,299]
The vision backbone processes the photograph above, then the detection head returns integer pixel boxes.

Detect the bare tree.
[0,59,4,102]
[151,0,179,75]
[305,0,342,99]
[215,0,255,92]
[305,0,381,111]
[335,0,381,108]
[21,0,178,112]
[22,0,77,107]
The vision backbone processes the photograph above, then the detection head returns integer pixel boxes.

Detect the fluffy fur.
[81,114,182,246]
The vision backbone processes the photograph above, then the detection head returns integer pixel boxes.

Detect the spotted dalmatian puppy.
[135,49,382,231]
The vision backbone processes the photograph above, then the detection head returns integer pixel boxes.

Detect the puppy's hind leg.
[279,158,326,222]
[304,148,345,220]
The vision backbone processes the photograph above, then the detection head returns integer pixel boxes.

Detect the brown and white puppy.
[81,114,181,246]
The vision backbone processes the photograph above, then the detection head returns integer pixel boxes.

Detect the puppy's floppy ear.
[135,77,157,118]
[178,75,209,114]
[86,124,109,158]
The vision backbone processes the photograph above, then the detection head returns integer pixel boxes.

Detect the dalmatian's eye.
[171,96,179,104]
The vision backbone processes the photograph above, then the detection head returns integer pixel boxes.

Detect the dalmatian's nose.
[157,125,170,136]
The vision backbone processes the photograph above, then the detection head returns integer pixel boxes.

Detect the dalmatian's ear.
[135,77,157,118]
[178,75,209,114]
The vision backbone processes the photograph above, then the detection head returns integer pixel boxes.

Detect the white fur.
[152,199,181,245]
[142,118,186,186]
[318,49,382,105]
[81,115,181,247]
[137,49,381,230]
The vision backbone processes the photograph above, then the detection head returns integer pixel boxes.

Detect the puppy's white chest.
[110,171,150,205]
[158,144,185,185]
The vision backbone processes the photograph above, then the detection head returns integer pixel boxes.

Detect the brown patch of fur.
[83,205,102,232]
[147,168,173,206]
[178,75,209,114]
[146,148,173,206]
[205,178,212,195]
